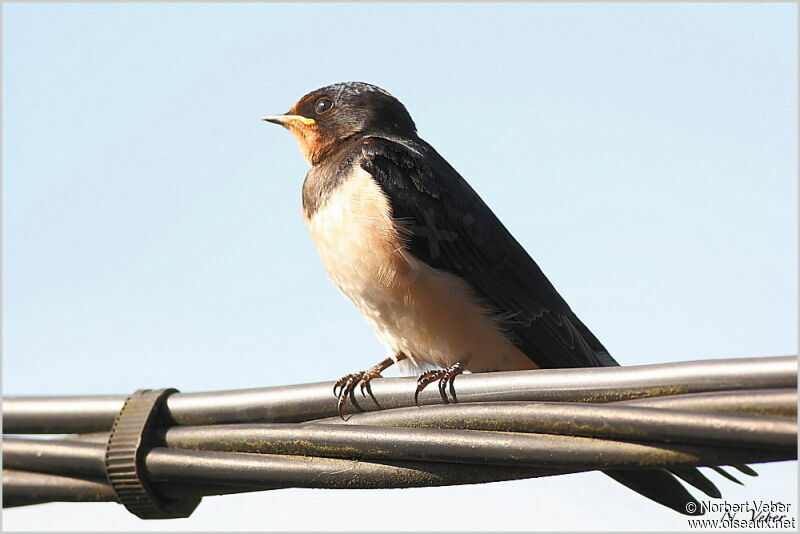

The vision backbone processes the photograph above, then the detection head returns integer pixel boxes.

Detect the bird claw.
[333,368,383,419]
[414,361,465,405]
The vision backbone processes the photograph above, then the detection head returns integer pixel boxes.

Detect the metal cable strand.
[5,413,794,481]
[2,440,580,489]
[2,356,797,511]
[616,389,797,417]
[306,400,797,447]
[2,470,118,508]
[47,388,799,444]
[1,470,262,508]
[4,356,796,434]
[161,423,793,466]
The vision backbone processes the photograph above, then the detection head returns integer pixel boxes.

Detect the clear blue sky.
[3,2,797,531]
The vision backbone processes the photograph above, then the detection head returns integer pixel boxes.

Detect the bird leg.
[333,352,407,419]
[414,360,466,405]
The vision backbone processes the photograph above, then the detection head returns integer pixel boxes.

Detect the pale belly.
[305,168,536,372]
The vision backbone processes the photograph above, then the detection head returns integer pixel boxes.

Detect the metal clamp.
[105,388,200,519]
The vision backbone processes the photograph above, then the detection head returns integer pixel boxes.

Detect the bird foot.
[333,366,384,419]
[414,361,466,405]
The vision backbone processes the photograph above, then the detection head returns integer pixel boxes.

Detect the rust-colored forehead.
[290,92,320,113]
[290,87,331,114]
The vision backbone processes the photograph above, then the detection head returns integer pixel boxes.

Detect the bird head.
[263,82,416,165]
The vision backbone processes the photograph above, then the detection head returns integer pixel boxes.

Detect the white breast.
[305,167,536,373]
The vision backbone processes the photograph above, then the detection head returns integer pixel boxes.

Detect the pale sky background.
[2,2,797,531]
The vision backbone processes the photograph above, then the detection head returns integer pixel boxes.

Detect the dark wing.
[360,136,614,369]
[360,137,725,516]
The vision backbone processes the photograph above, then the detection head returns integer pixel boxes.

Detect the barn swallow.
[263,82,724,515]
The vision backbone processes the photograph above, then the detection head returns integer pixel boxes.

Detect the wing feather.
[360,136,613,369]
[357,136,719,514]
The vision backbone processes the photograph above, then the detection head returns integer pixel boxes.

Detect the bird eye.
[315,97,334,114]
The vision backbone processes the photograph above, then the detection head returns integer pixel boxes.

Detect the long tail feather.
[604,469,703,516]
